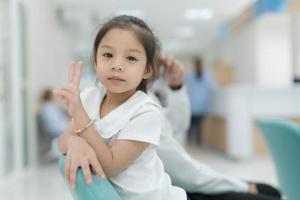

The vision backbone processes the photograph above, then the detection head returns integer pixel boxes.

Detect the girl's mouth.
[108,76,125,82]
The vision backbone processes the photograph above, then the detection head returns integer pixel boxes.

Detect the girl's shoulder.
[129,91,162,119]
[134,90,161,108]
[116,91,163,146]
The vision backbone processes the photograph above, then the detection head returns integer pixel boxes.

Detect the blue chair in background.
[257,119,300,200]
[58,156,121,200]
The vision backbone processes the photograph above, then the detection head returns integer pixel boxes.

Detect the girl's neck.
[100,89,137,118]
[104,90,136,107]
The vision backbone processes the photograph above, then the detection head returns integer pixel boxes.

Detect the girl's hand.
[65,136,106,188]
[160,55,184,88]
[53,61,84,117]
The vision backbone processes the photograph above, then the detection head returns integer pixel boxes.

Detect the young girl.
[55,15,187,200]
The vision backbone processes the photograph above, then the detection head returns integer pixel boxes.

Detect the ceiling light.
[185,8,214,20]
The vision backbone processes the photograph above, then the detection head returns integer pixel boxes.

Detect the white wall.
[204,13,293,88]
[25,0,73,166]
[0,0,4,178]
[222,23,256,85]
[255,14,292,87]
[26,0,72,103]
[203,22,256,85]
[291,13,300,79]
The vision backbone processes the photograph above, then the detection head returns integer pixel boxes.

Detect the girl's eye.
[102,53,112,58]
[127,56,138,61]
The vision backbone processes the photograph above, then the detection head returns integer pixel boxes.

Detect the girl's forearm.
[58,121,78,154]
[81,130,118,178]
[58,135,67,154]
[73,110,116,177]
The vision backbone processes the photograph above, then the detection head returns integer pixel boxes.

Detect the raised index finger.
[74,61,83,87]
[69,61,75,84]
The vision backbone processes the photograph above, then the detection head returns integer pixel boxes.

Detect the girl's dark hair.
[92,15,160,92]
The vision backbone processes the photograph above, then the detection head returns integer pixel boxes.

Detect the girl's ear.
[142,66,153,79]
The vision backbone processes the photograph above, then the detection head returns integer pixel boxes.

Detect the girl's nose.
[111,65,124,71]
[111,58,124,72]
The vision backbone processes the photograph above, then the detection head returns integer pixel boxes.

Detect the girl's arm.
[57,120,106,188]
[73,110,149,178]
[57,120,76,154]
[54,62,106,188]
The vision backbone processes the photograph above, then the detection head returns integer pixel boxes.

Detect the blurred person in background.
[186,56,215,145]
[149,55,190,144]
[156,55,281,200]
[39,88,70,156]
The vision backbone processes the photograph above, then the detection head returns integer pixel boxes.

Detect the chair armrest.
[58,155,121,200]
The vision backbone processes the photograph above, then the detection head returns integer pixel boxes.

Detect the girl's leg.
[187,192,280,200]
[255,183,281,198]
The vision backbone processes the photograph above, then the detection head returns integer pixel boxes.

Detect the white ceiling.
[54,0,255,56]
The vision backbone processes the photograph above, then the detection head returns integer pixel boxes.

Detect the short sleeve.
[79,87,102,120]
[117,105,162,146]
[80,87,94,108]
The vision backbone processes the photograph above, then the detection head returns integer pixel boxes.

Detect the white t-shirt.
[80,85,187,200]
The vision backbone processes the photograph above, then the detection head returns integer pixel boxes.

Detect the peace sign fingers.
[69,61,83,88]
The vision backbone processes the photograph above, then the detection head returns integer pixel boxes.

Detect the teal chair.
[257,119,300,200]
[58,156,121,200]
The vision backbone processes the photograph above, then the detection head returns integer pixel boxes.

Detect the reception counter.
[204,85,300,159]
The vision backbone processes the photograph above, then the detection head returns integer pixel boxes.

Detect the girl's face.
[96,28,152,95]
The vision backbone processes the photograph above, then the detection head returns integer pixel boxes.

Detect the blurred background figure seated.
[37,88,70,162]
